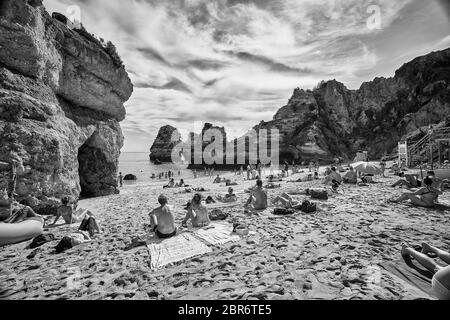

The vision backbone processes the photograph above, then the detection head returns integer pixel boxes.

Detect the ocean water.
[118,152,195,185]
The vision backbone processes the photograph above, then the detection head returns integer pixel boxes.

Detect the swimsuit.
[156,229,177,239]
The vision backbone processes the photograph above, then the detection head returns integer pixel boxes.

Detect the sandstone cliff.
[0,0,133,211]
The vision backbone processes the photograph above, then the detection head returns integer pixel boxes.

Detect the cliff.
[0,0,133,211]
[252,47,450,163]
[150,48,450,165]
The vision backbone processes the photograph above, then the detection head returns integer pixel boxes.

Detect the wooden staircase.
[408,127,450,166]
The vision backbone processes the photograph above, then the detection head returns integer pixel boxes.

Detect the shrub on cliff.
[105,41,124,68]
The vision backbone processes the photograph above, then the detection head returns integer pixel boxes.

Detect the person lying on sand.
[163,178,175,189]
[324,167,342,185]
[225,179,238,186]
[0,189,44,224]
[343,167,357,184]
[389,177,443,208]
[265,183,281,189]
[49,197,100,231]
[402,243,450,300]
[182,193,211,228]
[273,193,302,210]
[244,180,268,212]
[217,187,237,203]
[391,173,421,188]
[149,195,177,239]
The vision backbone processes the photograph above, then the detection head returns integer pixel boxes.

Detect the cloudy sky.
[44,0,450,152]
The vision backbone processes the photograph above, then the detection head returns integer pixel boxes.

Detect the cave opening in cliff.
[78,138,116,199]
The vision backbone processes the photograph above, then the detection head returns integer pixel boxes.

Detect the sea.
[118,152,195,185]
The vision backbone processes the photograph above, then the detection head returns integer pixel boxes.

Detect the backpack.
[209,209,229,221]
[300,200,317,213]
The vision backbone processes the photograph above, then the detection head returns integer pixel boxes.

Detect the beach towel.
[380,258,437,299]
[192,222,241,246]
[147,233,212,270]
[206,202,242,210]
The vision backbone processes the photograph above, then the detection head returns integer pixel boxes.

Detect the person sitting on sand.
[49,197,99,231]
[427,171,450,190]
[273,193,302,210]
[389,176,443,208]
[217,187,237,203]
[324,167,342,185]
[401,243,450,300]
[343,167,357,184]
[175,179,187,187]
[0,189,43,224]
[391,173,421,188]
[182,194,211,228]
[149,195,177,239]
[213,175,222,184]
[163,178,175,189]
[244,180,268,212]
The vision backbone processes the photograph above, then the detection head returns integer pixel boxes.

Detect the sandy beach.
[1,168,449,300]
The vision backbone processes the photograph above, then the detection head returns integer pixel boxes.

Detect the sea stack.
[149,125,182,163]
[0,0,133,210]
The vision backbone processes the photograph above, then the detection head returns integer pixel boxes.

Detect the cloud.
[42,0,449,152]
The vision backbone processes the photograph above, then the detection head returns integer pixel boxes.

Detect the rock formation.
[0,0,133,211]
[150,48,450,165]
[149,125,182,163]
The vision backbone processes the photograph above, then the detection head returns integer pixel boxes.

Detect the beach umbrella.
[351,162,383,175]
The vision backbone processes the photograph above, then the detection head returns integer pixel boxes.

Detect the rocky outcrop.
[149,125,182,163]
[0,0,133,208]
[252,47,450,163]
[151,47,450,165]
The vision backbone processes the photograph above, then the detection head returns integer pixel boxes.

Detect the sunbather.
[175,179,187,187]
[149,195,177,239]
[182,193,211,228]
[391,173,421,188]
[0,189,43,224]
[163,178,175,188]
[389,177,443,208]
[244,180,268,212]
[273,193,302,210]
[49,197,99,232]
[217,187,237,203]
[401,243,450,300]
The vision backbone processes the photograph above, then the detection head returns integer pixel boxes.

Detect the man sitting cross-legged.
[149,195,177,239]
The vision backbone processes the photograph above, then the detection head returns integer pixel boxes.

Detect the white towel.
[147,233,212,270]
[193,222,241,246]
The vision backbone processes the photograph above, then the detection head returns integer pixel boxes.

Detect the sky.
[43,0,450,152]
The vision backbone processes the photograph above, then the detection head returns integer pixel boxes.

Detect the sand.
[1,169,449,300]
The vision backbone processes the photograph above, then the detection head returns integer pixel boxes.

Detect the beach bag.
[300,200,317,213]
[273,208,295,216]
[209,209,229,221]
[309,189,328,200]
